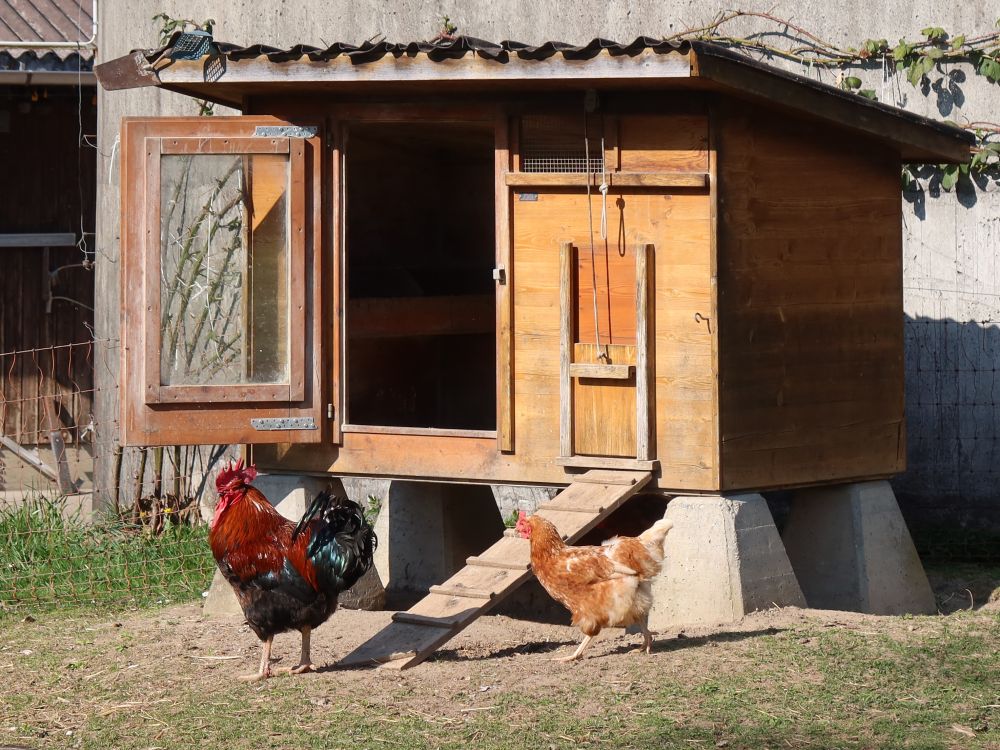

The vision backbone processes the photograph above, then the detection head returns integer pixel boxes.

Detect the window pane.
[159,153,289,387]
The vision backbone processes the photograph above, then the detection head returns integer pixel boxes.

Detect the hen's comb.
[215,458,258,491]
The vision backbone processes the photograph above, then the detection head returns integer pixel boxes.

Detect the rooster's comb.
[215,458,257,491]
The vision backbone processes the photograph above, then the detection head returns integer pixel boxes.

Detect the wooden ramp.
[338,469,652,670]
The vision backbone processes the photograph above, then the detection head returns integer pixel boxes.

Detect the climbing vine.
[666,11,1000,190]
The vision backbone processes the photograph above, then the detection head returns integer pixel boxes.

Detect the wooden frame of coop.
[97,38,972,495]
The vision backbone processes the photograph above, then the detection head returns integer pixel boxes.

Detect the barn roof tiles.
[0,0,95,61]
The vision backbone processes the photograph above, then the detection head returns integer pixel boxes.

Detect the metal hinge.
[492,266,507,285]
[327,403,334,420]
[250,417,318,431]
[253,125,318,139]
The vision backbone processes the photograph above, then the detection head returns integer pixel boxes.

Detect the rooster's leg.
[239,636,273,682]
[553,634,596,663]
[288,626,315,674]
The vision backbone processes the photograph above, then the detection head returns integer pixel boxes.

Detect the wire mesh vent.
[520,116,604,173]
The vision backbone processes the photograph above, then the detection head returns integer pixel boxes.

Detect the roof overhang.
[95,35,974,164]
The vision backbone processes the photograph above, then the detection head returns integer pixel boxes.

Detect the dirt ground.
[2,569,997,749]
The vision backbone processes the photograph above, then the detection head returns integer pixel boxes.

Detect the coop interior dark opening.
[345,122,496,431]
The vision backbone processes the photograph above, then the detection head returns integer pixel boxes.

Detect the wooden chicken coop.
[96,37,972,493]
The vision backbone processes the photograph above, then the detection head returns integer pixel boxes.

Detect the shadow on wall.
[903,166,1000,214]
[893,314,1000,559]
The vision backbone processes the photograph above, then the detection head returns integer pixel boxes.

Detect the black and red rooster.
[210,460,377,681]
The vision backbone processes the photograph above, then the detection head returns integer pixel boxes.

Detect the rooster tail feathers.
[638,518,673,556]
[295,490,377,592]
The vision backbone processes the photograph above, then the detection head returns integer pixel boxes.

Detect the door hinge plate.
[254,125,318,139]
[250,417,318,431]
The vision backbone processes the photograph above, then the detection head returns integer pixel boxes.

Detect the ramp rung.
[572,470,645,486]
[391,612,460,628]
[429,585,495,600]
[538,503,601,513]
[466,555,529,570]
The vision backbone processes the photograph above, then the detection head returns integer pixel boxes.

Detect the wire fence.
[0,340,229,616]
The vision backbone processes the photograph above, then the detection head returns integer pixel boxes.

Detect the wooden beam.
[559,241,573,459]
[495,110,514,453]
[0,233,76,247]
[569,362,634,380]
[635,243,655,461]
[505,171,708,188]
[428,585,495,600]
[556,455,659,471]
[0,435,59,483]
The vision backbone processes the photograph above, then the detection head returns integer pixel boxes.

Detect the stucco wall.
[94,0,1000,543]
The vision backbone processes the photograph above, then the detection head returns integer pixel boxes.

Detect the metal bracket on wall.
[250,417,318,431]
[254,125,318,139]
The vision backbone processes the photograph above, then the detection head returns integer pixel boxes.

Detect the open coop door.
[119,117,329,446]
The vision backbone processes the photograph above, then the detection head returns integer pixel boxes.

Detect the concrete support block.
[649,494,806,629]
[490,484,560,522]
[374,481,505,608]
[782,480,935,615]
[203,473,355,617]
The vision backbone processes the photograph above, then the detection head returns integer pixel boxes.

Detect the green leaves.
[841,75,863,90]
[858,38,888,59]
[858,89,879,100]
[951,34,966,50]
[976,52,1000,82]
[921,26,948,42]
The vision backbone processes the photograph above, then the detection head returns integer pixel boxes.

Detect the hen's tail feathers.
[294,490,378,593]
[638,518,673,557]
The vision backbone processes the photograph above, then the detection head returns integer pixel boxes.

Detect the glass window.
[158,153,289,387]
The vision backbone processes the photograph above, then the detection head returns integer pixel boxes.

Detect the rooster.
[209,460,377,681]
[515,511,672,662]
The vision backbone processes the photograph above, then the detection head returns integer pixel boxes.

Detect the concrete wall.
[95,1,1000,541]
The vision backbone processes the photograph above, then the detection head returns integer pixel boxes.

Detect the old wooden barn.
[96,35,972,667]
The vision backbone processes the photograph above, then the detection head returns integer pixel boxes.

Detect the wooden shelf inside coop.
[347,294,494,339]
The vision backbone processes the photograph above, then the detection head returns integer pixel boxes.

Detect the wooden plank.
[555,456,658,470]
[392,612,462,628]
[559,241,573,458]
[0,435,59,482]
[428,585,495,600]
[635,243,654,461]
[42,395,74,494]
[496,111,514,452]
[466,555,529,571]
[505,171,708,188]
[569,362,633,380]
[0,233,76,247]
[618,115,710,173]
[338,470,652,670]
[569,469,644,485]
[347,295,494,339]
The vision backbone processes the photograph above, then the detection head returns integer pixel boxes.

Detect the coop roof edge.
[95,34,973,163]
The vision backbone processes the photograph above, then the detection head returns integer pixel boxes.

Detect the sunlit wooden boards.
[337,469,652,670]
[715,101,905,489]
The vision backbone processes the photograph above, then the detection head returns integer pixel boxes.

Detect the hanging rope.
[582,111,609,362]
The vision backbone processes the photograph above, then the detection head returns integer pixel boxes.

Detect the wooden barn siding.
[715,100,905,490]
[0,86,96,444]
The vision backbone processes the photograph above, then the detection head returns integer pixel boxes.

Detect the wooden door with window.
[119,117,327,445]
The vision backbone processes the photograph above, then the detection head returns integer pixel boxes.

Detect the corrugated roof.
[95,33,974,163]
[0,0,95,60]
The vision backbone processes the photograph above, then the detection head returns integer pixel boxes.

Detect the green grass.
[0,495,215,615]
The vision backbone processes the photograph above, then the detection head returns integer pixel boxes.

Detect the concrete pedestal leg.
[372,481,504,608]
[782,480,934,615]
[202,474,346,617]
[649,493,806,629]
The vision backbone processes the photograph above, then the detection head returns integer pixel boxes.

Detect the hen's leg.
[553,634,596,663]
[640,623,654,654]
[289,626,315,674]
[239,636,273,682]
